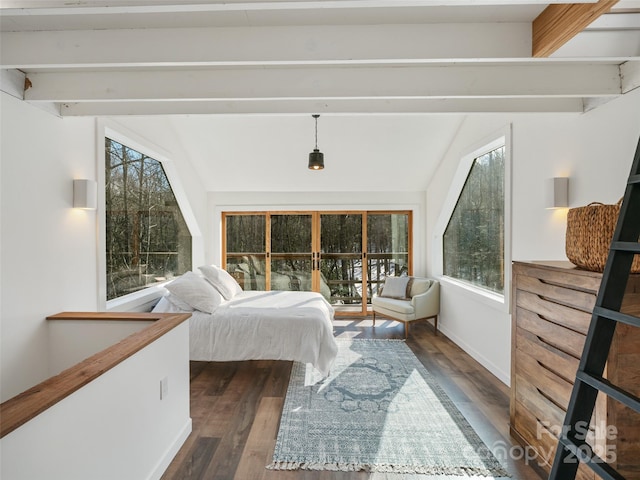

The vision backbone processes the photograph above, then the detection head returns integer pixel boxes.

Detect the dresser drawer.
[516,290,592,335]
[514,262,601,293]
[516,327,581,384]
[516,307,586,358]
[512,402,598,480]
[514,373,565,429]
[512,402,558,470]
[516,273,598,312]
[515,350,574,409]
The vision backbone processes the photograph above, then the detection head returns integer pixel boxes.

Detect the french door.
[222,211,411,315]
[319,213,364,313]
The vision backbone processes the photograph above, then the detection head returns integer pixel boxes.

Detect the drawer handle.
[535,417,560,439]
[534,334,578,361]
[537,360,563,379]
[536,360,573,385]
[536,387,563,410]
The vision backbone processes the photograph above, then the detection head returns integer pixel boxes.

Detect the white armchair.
[371,277,440,338]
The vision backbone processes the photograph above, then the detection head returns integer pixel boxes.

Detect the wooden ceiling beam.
[532,0,619,58]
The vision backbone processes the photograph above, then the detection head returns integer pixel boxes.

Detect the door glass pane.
[320,214,363,307]
[367,213,410,301]
[225,214,266,291]
[270,214,314,294]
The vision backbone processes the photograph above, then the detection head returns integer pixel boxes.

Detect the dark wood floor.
[161,317,544,480]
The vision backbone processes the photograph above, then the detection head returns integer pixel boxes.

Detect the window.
[105,138,192,300]
[443,144,505,294]
[367,212,410,297]
[222,210,412,314]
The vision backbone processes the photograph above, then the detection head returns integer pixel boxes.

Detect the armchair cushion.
[379,276,410,299]
[372,296,416,315]
[409,277,432,297]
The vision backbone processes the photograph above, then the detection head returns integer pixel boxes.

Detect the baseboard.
[438,326,510,386]
[148,417,193,480]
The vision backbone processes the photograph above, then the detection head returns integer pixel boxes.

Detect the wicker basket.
[566,199,640,273]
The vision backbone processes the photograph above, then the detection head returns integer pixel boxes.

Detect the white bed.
[154,289,338,376]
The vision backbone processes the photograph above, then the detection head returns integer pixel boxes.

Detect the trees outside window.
[105,138,191,300]
[222,211,411,313]
[366,213,409,297]
[443,145,505,294]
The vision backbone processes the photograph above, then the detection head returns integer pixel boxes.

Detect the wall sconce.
[73,179,97,209]
[546,177,569,209]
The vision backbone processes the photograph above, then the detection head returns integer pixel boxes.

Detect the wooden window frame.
[222,210,413,316]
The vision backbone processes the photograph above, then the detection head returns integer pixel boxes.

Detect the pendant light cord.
[313,114,320,150]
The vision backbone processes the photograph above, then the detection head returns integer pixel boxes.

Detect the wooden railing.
[0,312,190,439]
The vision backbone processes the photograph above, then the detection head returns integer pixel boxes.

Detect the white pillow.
[199,264,242,300]
[380,276,410,299]
[151,295,194,313]
[165,271,223,314]
[166,294,195,312]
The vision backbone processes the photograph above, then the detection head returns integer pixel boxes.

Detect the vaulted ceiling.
[1,1,639,192]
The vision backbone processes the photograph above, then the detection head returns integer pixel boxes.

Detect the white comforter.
[160,290,338,376]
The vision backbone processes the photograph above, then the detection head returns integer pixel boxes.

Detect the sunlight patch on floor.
[333,319,401,328]
[333,319,358,327]
[376,320,402,329]
[334,331,362,339]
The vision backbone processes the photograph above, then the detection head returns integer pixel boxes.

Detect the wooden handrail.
[0,312,190,439]
[46,312,176,321]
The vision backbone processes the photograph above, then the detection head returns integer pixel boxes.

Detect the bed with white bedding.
[154,288,338,376]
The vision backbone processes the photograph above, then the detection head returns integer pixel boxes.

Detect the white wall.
[207,190,428,276]
[426,88,640,385]
[48,319,154,375]
[0,94,208,401]
[1,321,191,480]
[0,93,97,401]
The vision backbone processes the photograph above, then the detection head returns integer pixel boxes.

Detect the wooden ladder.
[549,136,640,480]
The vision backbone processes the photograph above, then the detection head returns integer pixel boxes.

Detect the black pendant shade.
[308,114,324,170]
[308,149,324,170]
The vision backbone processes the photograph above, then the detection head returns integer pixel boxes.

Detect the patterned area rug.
[268,338,510,477]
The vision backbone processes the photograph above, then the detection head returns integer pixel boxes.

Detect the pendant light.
[308,114,325,170]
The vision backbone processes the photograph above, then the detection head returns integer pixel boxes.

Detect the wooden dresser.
[510,261,640,480]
